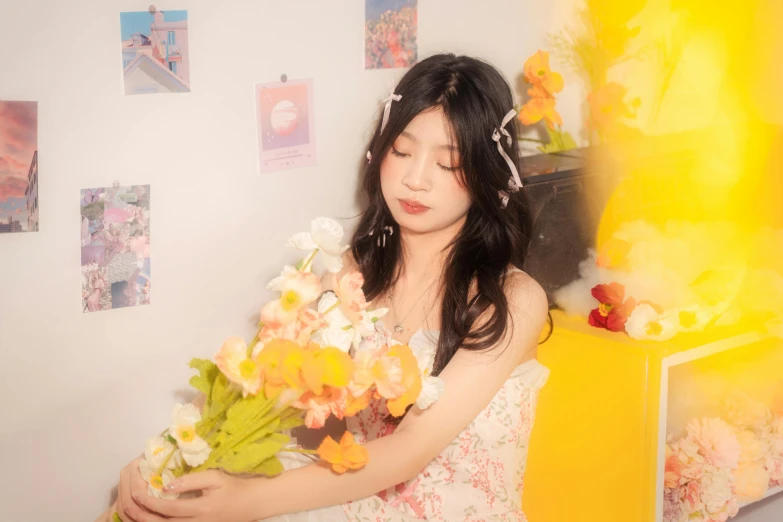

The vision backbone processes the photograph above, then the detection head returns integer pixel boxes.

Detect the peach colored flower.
[664,444,683,488]
[333,272,368,324]
[295,386,348,429]
[735,429,765,465]
[681,479,702,513]
[735,463,770,502]
[687,418,741,469]
[317,432,369,474]
[214,336,261,396]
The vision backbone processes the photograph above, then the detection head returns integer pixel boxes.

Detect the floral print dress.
[266,325,550,522]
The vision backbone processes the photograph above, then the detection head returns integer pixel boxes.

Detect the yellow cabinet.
[522,310,780,522]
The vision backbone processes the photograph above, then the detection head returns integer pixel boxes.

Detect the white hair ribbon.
[380,90,402,134]
[492,109,523,208]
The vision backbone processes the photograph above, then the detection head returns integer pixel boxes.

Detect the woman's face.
[380,106,472,235]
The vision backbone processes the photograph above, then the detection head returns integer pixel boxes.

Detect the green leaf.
[206,374,233,419]
[277,415,304,432]
[219,433,289,473]
[538,128,578,154]
[223,391,276,436]
[165,434,177,445]
[252,455,285,476]
[112,514,123,522]
[188,358,219,398]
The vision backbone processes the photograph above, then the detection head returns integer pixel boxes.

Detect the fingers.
[162,469,221,495]
[134,493,204,518]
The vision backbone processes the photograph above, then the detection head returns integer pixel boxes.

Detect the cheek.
[438,173,471,211]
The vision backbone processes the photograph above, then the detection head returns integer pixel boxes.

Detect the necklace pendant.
[393,323,405,334]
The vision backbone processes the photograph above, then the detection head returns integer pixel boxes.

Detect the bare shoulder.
[505,269,549,324]
[502,269,549,358]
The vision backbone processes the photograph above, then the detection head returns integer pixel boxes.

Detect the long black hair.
[352,53,541,378]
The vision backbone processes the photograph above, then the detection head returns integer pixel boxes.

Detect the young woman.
[108,53,551,522]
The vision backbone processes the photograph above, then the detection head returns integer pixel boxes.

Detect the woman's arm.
[134,272,547,521]
[250,272,549,518]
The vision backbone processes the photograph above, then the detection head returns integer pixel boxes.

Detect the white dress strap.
[510,358,550,390]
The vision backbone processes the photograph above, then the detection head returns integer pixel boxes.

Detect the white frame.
[653,331,778,522]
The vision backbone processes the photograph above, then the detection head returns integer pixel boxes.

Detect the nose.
[401,156,432,193]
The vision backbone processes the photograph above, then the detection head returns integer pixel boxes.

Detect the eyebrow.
[400,130,457,151]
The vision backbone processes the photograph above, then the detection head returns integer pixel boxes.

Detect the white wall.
[0,1,579,520]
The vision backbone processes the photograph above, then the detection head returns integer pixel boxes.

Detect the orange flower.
[317,432,369,474]
[523,50,564,98]
[383,344,422,417]
[345,389,373,417]
[588,82,638,130]
[519,96,563,130]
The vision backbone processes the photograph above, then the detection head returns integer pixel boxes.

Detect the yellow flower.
[317,432,369,474]
[256,339,304,399]
[302,346,355,396]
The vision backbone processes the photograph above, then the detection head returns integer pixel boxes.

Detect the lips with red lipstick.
[399,199,430,215]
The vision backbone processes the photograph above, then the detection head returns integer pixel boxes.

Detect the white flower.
[350,308,389,351]
[169,403,211,467]
[144,436,179,471]
[409,334,445,409]
[625,303,679,341]
[139,459,178,499]
[311,327,354,352]
[286,217,349,273]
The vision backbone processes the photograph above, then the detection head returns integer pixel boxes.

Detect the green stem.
[300,249,319,272]
[156,448,177,476]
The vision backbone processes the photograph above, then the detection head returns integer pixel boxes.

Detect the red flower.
[588,283,636,332]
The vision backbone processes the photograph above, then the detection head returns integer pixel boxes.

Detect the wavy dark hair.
[352,53,547,382]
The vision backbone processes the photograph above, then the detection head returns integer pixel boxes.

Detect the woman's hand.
[116,457,159,522]
[131,470,262,522]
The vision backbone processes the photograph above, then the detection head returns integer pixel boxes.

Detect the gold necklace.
[388,277,439,334]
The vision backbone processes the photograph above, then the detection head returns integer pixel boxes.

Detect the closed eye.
[390,146,410,158]
[438,164,460,172]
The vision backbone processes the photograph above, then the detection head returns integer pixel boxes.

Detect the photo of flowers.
[365,0,418,69]
[81,184,150,313]
[255,78,317,174]
[0,101,38,234]
[120,10,191,95]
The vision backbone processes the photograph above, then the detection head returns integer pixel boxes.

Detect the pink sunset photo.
[0,101,38,234]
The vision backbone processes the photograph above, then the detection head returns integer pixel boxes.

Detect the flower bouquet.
[113,218,442,519]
